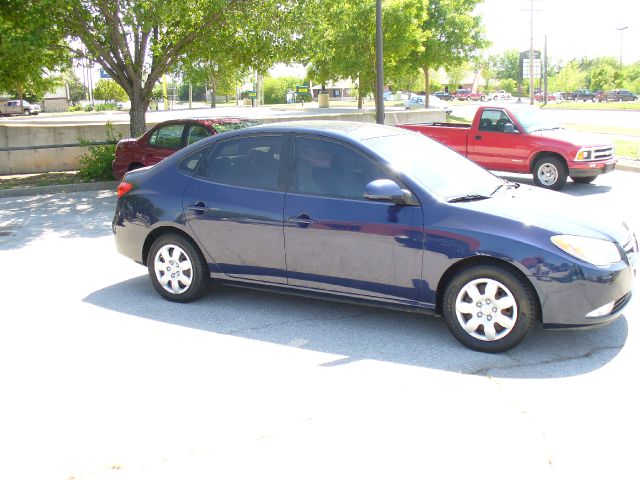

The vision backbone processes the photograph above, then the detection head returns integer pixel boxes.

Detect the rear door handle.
[475,135,482,140]
[187,201,210,214]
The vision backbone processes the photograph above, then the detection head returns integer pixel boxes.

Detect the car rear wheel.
[148,234,210,302]
[571,175,597,184]
[533,156,567,190]
[442,265,538,353]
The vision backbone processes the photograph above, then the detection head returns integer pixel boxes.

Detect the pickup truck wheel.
[442,264,537,353]
[571,175,597,184]
[533,156,567,190]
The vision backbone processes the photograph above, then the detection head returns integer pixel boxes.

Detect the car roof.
[234,120,410,142]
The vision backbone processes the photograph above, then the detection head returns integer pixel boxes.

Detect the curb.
[0,180,119,199]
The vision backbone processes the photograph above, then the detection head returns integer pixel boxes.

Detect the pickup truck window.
[479,110,515,132]
[366,132,502,200]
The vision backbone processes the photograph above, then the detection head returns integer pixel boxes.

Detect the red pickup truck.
[398,105,616,190]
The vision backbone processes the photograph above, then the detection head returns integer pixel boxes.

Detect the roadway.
[0,170,638,480]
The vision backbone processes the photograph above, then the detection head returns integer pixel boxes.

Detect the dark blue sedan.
[112,121,637,352]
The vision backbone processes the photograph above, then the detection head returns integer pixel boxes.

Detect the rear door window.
[199,135,284,190]
[149,124,185,149]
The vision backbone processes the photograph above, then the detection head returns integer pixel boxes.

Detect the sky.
[476,0,640,65]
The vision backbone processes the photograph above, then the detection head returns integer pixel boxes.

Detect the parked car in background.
[607,89,638,102]
[565,89,596,102]
[455,89,486,101]
[398,104,617,190]
[404,95,452,114]
[489,90,512,101]
[533,92,558,102]
[433,91,453,101]
[112,117,260,179]
[113,121,637,353]
[0,99,41,116]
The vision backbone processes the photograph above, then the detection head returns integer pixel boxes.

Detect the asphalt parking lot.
[1,171,639,480]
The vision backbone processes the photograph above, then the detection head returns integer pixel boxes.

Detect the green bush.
[77,122,121,181]
[95,102,121,111]
[69,105,83,112]
[83,104,94,112]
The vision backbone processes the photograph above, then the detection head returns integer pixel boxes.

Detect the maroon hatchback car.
[112,117,260,179]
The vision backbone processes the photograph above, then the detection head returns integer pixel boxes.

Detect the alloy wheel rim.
[154,244,193,294]
[454,278,517,342]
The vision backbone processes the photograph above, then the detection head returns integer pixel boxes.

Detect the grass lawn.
[541,101,640,111]
[0,172,88,190]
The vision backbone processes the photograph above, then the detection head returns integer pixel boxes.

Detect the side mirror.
[503,123,517,133]
[365,179,408,204]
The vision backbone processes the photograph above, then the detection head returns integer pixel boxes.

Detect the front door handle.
[288,213,316,228]
[187,201,210,214]
[475,135,482,140]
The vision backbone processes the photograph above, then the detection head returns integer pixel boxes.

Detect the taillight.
[117,181,133,198]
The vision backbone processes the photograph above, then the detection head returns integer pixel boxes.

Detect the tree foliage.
[411,0,488,105]
[305,0,427,108]
[0,6,68,101]
[93,79,128,103]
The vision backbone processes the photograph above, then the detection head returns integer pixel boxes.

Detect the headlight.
[576,149,593,161]
[551,235,622,266]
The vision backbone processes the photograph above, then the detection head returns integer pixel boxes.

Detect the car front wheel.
[148,234,210,302]
[442,265,538,353]
[533,156,567,190]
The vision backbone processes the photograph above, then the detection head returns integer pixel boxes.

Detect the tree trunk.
[210,74,217,108]
[129,88,149,137]
[357,93,363,109]
[423,66,430,108]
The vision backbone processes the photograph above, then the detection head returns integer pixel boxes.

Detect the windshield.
[214,120,260,133]
[510,107,561,133]
[365,131,503,200]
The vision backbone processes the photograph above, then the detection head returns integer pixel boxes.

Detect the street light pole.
[617,27,628,69]
[375,0,384,125]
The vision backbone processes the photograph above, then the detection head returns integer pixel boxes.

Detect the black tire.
[147,234,210,302]
[442,264,538,353]
[571,175,597,184]
[533,155,567,190]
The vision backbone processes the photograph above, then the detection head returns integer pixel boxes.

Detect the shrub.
[95,102,121,111]
[77,122,121,181]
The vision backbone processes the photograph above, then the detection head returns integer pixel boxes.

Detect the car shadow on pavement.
[84,275,628,380]
[0,189,116,250]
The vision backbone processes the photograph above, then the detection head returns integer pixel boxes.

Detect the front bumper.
[568,160,616,177]
[532,259,635,328]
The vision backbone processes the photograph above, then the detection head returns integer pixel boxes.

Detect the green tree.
[263,76,303,105]
[548,61,586,93]
[306,0,426,109]
[93,79,128,103]
[410,0,488,107]
[495,49,520,81]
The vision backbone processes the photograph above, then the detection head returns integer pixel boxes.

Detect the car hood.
[460,186,630,245]
[529,128,612,148]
